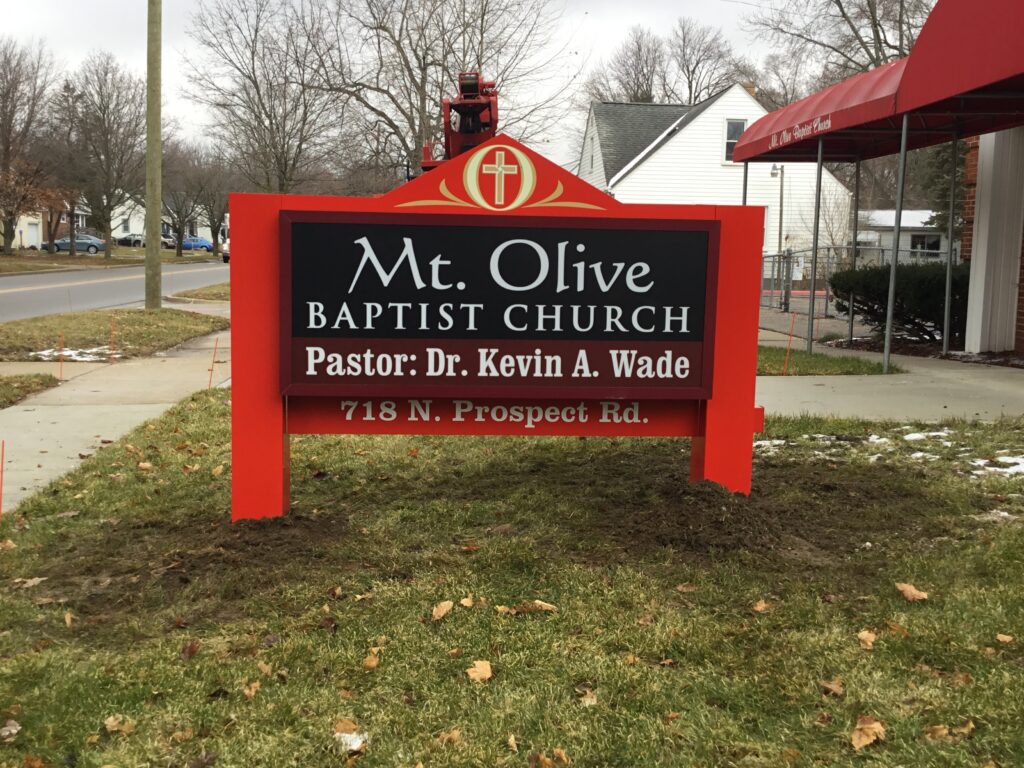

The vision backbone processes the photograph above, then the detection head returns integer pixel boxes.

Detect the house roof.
[607,88,733,188]
[860,210,937,229]
[590,102,690,184]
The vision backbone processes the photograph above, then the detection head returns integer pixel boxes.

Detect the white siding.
[609,85,851,254]
[576,111,608,190]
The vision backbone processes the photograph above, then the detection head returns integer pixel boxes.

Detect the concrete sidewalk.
[0,314,230,512]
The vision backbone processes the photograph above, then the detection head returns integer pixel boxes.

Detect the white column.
[965,126,1024,353]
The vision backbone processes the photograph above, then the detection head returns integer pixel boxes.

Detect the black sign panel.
[281,211,719,400]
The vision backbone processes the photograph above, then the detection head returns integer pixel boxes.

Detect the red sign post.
[230,136,764,522]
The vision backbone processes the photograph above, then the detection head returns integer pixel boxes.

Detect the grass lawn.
[0,250,214,273]
[1,392,1022,766]
[758,345,892,375]
[0,309,229,362]
[174,282,230,301]
[0,373,59,408]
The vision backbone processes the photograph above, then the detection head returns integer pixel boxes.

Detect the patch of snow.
[972,510,1018,524]
[32,346,123,363]
[334,731,367,753]
[754,439,787,449]
[867,435,890,444]
[910,452,938,461]
[867,454,883,463]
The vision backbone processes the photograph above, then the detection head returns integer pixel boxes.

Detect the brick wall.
[961,136,979,261]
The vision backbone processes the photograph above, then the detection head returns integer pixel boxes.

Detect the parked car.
[222,239,231,264]
[116,233,145,247]
[161,234,176,249]
[53,235,106,254]
[181,236,214,252]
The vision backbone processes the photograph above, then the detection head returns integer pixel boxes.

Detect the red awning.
[734,0,1024,164]
[732,59,906,163]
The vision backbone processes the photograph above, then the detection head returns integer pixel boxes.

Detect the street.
[0,261,229,321]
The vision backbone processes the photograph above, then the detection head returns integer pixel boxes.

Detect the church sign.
[231,137,764,521]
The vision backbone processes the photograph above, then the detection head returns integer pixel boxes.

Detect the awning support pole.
[883,114,910,374]
[942,133,958,355]
[848,159,861,343]
[742,162,749,204]
[806,139,824,353]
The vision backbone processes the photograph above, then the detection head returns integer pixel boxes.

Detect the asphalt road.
[0,261,229,322]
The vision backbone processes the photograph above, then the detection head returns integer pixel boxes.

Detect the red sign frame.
[230,136,764,521]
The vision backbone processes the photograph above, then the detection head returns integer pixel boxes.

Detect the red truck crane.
[421,72,498,173]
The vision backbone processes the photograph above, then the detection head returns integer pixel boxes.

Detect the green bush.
[830,262,969,344]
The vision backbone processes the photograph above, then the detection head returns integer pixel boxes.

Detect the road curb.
[0,258,220,279]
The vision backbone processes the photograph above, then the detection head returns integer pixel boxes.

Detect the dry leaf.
[137,462,153,471]
[171,728,194,743]
[659,658,675,667]
[952,720,975,737]
[459,596,475,608]
[437,728,461,746]
[664,712,682,724]
[886,620,910,637]
[447,647,461,658]
[623,653,639,665]
[0,540,16,551]
[533,600,557,612]
[951,671,973,686]
[579,689,598,707]
[84,734,100,746]
[0,719,21,742]
[508,734,519,753]
[333,718,367,753]
[466,659,493,683]
[552,748,572,765]
[242,680,261,699]
[64,611,74,628]
[256,661,273,676]
[819,678,845,697]
[996,633,1014,644]
[857,629,877,650]
[923,725,951,742]
[363,652,380,671]
[181,639,201,661]
[531,755,556,768]
[752,599,771,613]
[22,757,47,768]
[432,600,454,621]
[851,715,886,750]
[895,582,928,602]
[675,582,698,593]
[104,714,135,735]
[408,447,419,458]
[211,464,225,477]
[16,577,46,588]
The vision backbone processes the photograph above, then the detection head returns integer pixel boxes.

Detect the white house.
[577,84,851,255]
[857,210,957,264]
[110,199,226,244]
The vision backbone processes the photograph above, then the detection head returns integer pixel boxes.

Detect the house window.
[188,221,198,237]
[589,142,594,172]
[121,219,130,233]
[910,234,941,252]
[725,119,747,162]
[60,213,67,223]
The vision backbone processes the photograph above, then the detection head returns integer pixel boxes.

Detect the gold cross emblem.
[481,150,519,206]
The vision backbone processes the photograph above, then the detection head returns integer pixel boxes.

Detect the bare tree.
[0,39,55,255]
[72,54,147,255]
[188,0,343,193]
[162,141,204,258]
[195,146,241,258]
[299,0,574,173]
[585,26,667,104]
[664,19,736,105]
[748,0,934,80]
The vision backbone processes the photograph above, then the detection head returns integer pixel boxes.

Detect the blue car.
[181,236,214,252]
[53,235,106,254]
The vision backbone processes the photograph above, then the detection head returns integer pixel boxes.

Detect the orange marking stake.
[58,333,64,381]
[783,313,797,376]
[208,336,220,389]
[109,316,117,364]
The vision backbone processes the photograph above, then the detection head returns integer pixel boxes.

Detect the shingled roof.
[590,102,690,184]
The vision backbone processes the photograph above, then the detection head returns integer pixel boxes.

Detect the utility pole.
[144,0,162,309]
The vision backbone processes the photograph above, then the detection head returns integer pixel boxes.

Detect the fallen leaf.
[466,659,492,683]
[432,600,454,621]
[84,734,100,746]
[675,582,698,593]
[16,577,47,589]
[181,639,201,661]
[953,720,975,737]
[996,633,1014,644]
[533,600,557,612]
[182,463,200,474]
[623,653,640,665]
[895,582,928,602]
[103,714,135,735]
[333,718,367,754]
[137,462,154,471]
[951,671,973,686]
[886,620,910,637]
[752,599,771,613]
[211,464,225,477]
[552,748,572,765]
[408,447,419,458]
[923,724,951,742]
[531,754,556,768]
[64,611,74,628]
[851,715,885,750]
[579,689,598,707]
[659,658,675,667]
[242,680,260,699]
[22,757,47,768]
[0,719,21,742]
[171,728,194,743]
[437,727,461,745]
[459,595,475,608]
[663,712,681,724]
[339,689,354,700]
[0,540,16,551]
[819,678,845,697]
[362,650,380,671]
[256,661,273,676]
[447,647,461,658]
[79,452,92,459]
[508,733,518,752]
[782,748,802,763]
[857,629,877,650]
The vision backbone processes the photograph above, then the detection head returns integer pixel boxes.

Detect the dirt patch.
[829,337,1024,369]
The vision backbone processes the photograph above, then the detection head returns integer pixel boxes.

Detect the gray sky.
[5,0,765,164]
